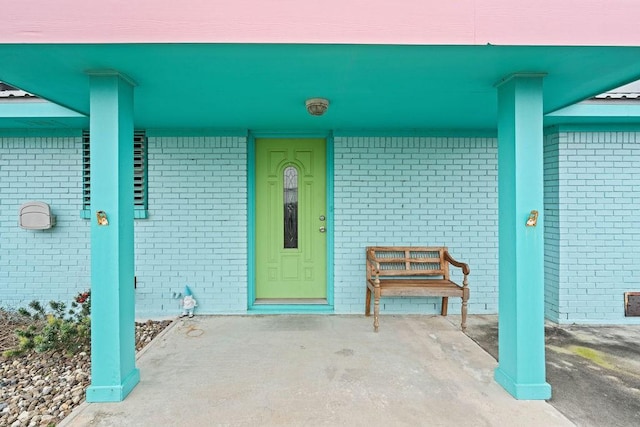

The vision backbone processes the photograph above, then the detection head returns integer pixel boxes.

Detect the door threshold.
[254,298,328,305]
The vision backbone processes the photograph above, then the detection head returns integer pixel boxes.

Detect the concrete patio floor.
[60,315,571,427]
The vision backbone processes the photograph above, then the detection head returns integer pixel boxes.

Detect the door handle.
[319,226,326,233]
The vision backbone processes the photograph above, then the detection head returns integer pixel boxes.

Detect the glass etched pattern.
[284,166,298,249]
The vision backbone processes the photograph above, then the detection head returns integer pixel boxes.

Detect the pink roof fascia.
[3,0,640,45]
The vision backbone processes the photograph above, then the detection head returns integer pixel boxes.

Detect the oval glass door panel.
[283,166,298,249]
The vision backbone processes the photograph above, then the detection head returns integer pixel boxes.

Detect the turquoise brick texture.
[1,134,247,317]
[135,136,247,316]
[332,136,499,315]
[0,135,91,307]
[544,130,640,324]
[6,131,638,323]
[544,132,561,321]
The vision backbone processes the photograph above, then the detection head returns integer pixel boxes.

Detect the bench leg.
[374,299,379,332]
[373,286,380,332]
[441,297,448,316]
[365,286,371,316]
[461,298,468,332]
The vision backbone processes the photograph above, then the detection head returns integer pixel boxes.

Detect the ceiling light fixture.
[305,98,329,116]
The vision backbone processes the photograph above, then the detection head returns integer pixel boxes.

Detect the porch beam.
[494,73,551,400]
[86,71,139,402]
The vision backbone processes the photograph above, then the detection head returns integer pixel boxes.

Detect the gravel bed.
[0,319,173,427]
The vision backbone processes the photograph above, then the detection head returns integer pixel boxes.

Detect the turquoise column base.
[495,367,551,400]
[86,368,140,402]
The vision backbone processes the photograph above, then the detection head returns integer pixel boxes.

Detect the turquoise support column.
[86,71,139,402]
[494,74,551,400]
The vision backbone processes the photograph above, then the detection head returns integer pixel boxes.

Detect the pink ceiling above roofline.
[3,0,640,45]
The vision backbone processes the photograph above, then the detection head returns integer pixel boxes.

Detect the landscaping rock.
[0,319,172,426]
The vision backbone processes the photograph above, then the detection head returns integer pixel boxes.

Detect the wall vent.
[624,292,640,317]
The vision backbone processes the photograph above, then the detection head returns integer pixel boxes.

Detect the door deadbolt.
[319,215,326,221]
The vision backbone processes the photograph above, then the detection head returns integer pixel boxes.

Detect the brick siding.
[0,135,247,317]
[4,131,638,323]
[0,135,90,307]
[135,136,248,316]
[545,129,640,324]
[333,136,499,315]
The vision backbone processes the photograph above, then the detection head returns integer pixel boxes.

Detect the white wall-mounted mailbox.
[19,201,56,230]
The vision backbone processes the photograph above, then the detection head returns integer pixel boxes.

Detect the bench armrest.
[443,250,470,277]
[366,248,381,282]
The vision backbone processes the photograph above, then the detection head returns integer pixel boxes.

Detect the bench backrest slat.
[367,246,450,279]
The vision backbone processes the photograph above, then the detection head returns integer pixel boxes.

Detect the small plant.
[73,290,91,317]
[3,290,91,358]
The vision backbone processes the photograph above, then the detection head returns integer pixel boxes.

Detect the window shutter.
[133,130,148,210]
[82,130,91,211]
[82,130,148,214]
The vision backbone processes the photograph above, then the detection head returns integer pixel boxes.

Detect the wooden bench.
[365,246,470,332]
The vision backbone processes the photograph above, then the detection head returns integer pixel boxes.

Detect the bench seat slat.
[367,279,464,297]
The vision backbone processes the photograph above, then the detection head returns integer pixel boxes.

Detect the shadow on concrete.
[463,315,640,427]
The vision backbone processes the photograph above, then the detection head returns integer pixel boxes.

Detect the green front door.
[255,138,327,300]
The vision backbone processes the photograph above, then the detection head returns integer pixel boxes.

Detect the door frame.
[247,132,334,313]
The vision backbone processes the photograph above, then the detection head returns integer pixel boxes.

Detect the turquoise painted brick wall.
[7,130,638,322]
[0,134,91,307]
[134,136,248,316]
[546,129,640,324]
[0,134,247,317]
[333,136,498,315]
[544,132,561,321]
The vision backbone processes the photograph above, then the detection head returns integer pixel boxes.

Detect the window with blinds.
[82,130,148,218]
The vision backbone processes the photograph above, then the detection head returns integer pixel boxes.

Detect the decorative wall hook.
[526,210,538,227]
[96,210,109,226]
